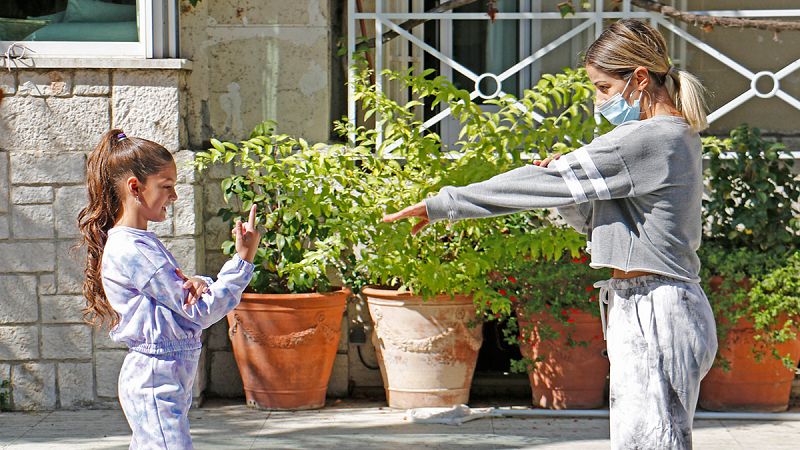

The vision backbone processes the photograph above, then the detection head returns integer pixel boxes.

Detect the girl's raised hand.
[234,204,261,263]
[382,201,430,236]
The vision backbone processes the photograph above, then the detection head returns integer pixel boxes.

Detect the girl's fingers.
[247,204,257,229]
[234,220,243,239]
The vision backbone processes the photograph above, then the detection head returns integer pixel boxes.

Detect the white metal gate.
[347,0,800,155]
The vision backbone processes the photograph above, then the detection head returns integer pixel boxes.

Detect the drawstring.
[594,279,613,340]
[2,42,34,71]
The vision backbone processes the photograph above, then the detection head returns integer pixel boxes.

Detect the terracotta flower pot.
[517,308,609,409]
[699,317,800,412]
[363,286,483,409]
[227,289,348,410]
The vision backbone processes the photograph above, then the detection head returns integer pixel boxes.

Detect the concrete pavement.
[2,399,799,449]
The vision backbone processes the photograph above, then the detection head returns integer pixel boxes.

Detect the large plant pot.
[363,286,483,409]
[699,317,800,412]
[517,309,609,409]
[227,289,348,410]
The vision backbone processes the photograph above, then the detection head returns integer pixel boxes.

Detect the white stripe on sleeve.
[572,148,611,200]
[552,158,588,204]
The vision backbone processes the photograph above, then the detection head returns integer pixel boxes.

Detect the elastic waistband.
[604,274,695,291]
[127,337,202,355]
[593,274,698,341]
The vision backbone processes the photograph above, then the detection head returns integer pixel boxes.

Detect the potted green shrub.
[697,125,800,412]
[193,122,366,410]
[343,64,606,408]
[488,247,612,409]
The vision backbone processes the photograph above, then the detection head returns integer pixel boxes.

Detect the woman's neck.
[641,87,682,120]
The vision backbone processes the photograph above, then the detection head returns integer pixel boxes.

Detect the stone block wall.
[0,67,201,411]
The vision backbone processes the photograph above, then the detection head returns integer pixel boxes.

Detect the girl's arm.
[134,205,260,328]
[137,255,254,329]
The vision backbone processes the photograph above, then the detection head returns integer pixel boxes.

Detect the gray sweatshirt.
[424,115,702,282]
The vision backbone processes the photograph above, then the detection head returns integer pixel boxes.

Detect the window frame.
[0,0,179,59]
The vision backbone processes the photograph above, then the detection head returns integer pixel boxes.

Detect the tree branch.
[631,0,800,33]
[363,0,800,50]
[365,0,479,49]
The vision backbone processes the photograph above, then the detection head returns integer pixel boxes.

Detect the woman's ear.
[633,66,650,91]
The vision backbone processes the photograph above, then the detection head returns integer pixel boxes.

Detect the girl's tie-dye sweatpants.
[118,348,201,449]
[597,275,718,450]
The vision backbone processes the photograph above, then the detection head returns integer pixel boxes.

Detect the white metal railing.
[347,0,800,159]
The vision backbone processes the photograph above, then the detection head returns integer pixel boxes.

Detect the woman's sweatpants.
[118,348,201,450]
[602,275,718,450]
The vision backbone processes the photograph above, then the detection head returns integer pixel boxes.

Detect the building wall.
[180,0,335,147]
[1,0,798,411]
[0,66,203,410]
[176,0,362,400]
[0,0,346,411]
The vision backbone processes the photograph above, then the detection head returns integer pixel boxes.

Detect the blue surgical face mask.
[596,77,641,126]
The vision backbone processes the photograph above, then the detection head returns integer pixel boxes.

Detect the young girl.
[78,129,261,449]
[384,19,717,450]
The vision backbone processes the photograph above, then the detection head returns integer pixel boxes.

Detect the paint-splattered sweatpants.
[600,275,718,450]
[118,348,201,449]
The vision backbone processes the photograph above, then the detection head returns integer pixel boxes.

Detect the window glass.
[0,0,138,43]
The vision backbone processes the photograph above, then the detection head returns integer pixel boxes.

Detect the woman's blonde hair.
[584,19,709,132]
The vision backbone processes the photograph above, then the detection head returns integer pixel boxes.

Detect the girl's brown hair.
[77,129,174,328]
[584,19,709,132]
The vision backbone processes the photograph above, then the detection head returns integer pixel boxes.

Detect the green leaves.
[702,125,799,255]
[194,63,604,305]
[557,1,576,18]
[193,125,367,294]
[338,64,602,306]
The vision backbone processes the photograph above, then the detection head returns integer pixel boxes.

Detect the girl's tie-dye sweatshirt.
[101,226,254,354]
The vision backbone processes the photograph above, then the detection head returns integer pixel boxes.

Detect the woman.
[383,19,718,449]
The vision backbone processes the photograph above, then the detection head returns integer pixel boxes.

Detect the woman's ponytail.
[666,69,709,132]
[77,129,174,328]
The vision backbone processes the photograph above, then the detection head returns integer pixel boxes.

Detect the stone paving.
[2,399,800,449]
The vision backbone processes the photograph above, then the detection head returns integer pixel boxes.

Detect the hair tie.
[117,132,127,141]
[667,66,678,76]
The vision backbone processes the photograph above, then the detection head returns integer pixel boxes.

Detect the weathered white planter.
[363,286,482,409]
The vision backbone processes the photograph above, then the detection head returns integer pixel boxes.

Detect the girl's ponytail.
[666,69,709,132]
[78,129,125,328]
[77,129,173,328]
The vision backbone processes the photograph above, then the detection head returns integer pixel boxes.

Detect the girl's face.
[137,162,178,223]
[586,64,638,106]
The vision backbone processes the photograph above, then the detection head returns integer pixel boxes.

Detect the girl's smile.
[139,162,178,224]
